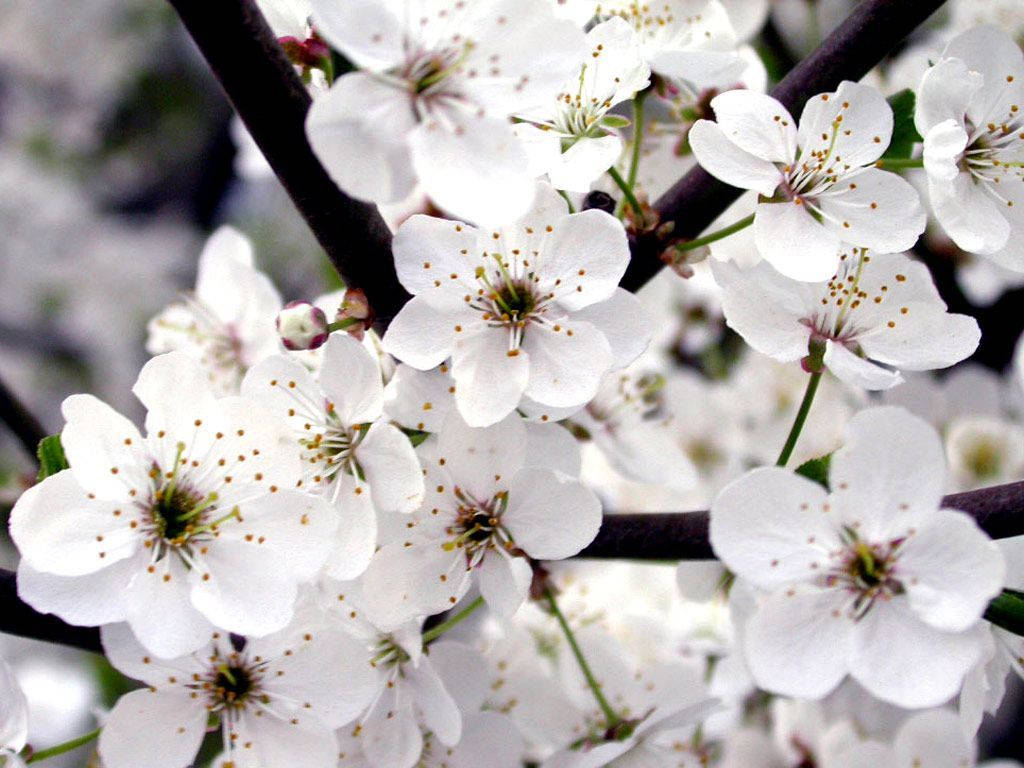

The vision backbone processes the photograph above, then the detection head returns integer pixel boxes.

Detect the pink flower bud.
[340,288,371,321]
[276,301,328,351]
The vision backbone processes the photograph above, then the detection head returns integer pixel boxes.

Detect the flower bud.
[276,301,328,351]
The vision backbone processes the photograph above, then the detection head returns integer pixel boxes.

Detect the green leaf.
[600,115,631,129]
[401,428,431,447]
[36,434,68,481]
[794,453,831,490]
[882,89,922,160]
[984,589,1024,637]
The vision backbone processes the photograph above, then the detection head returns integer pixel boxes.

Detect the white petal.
[798,81,892,167]
[689,119,781,197]
[915,57,982,136]
[0,660,27,751]
[357,421,424,515]
[858,304,980,373]
[306,72,417,204]
[753,200,841,281]
[816,168,926,254]
[425,641,492,715]
[99,688,207,768]
[451,324,530,427]
[548,135,624,192]
[929,171,1012,255]
[361,541,468,630]
[319,333,384,425]
[476,550,532,618]
[823,340,904,390]
[437,412,526,500]
[709,466,837,588]
[524,420,582,477]
[710,89,797,163]
[360,686,422,768]
[743,585,853,699]
[522,319,612,408]
[894,709,975,768]
[131,352,218,442]
[941,25,1024,131]
[382,364,456,434]
[406,654,462,746]
[850,601,986,708]
[16,552,145,626]
[504,467,601,560]
[101,622,206,687]
[229,708,339,768]
[570,288,653,368]
[124,556,215,658]
[899,510,1004,632]
[382,295,459,370]
[448,712,524,768]
[392,214,480,297]
[323,472,378,581]
[922,119,969,182]
[60,393,148,499]
[306,0,403,70]
[537,209,631,311]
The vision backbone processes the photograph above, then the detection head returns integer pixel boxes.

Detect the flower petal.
[505,467,601,560]
[99,688,207,768]
[689,119,781,197]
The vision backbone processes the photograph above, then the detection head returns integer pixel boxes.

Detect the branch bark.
[620,0,948,292]
[166,0,411,327]
[0,374,46,459]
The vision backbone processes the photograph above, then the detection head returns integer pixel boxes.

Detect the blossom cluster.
[4,1,1024,768]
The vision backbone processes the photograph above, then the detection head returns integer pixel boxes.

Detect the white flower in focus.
[11,352,339,658]
[713,250,981,390]
[305,0,585,225]
[147,226,282,395]
[241,334,424,580]
[915,26,1024,270]
[361,414,601,627]
[710,406,1005,707]
[383,183,650,427]
[514,18,650,192]
[595,0,743,86]
[0,660,27,768]
[98,615,377,768]
[690,82,926,280]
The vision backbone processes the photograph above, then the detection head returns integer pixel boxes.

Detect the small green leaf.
[794,453,831,490]
[600,115,631,129]
[36,434,68,480]
[882,89,922,160]
[984,589,1024,637]
[401,428,431,447]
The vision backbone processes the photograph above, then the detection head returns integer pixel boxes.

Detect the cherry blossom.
[710,406,1005,707]
[915,26,1024,271]
[305,0,584,225]
[383,182,651,427]
[713,249,980,389]
[514,17,650,192]
[147,226,282,395]
[98,611,377,768]
[690,82,926,280]
[0,660,27,768]
[361,413,601,627]
[11,352,339,658]
[241,333,424,580]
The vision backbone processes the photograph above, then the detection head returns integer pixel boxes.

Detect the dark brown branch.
[166,0,410,326]
[579,480,1024,559]
[621,0,948,292]
[0,374,46,459]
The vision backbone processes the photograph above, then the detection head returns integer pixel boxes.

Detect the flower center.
[828,531,905,619]
[444,489,516,563]
[213,665,253,707]
[154,485,204,542]
[964,438,1002,479]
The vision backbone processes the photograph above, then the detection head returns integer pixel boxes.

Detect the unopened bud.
[340,288,371,321]
[277,301,329,351]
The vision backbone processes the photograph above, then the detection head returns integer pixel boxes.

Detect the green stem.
[558,189,576,213]
[421,596,484,644]
[674,213,754,254]
[776,371,823,467]
[876,156,923,169]
[25,728,101,764]
[607,166,644,225]
[626,92,647,193]
[543,587,620,728]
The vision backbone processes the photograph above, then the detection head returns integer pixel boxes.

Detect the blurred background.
[1,0,1023,765]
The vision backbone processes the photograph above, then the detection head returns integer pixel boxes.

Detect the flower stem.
[558,189,576,213]
[543,586,621,728]
[607,166,644,225]
[674,213,755,253]
[776,370,823,467]
[24,728,101,764]
[876,156,923,169]
[626,92,648,193]
[421,596,484,644]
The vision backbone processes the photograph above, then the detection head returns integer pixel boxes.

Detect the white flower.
[0,660,27,768]
[97,612,377,768]
[383,182,651,427]
[146,226,282,395]
[241,333,424,580]
[276,301,329,351]
[257,0,311,39]
[514,18,650,192]
[305,0,584,225]
[915,26,1024,270]
[713,249,981,390]
[945,415,1024,492]
[710,406,1005,708]
[11,352,339,658]
[595,0,743,86]
[690,82,926,280]
[361,413,601,627]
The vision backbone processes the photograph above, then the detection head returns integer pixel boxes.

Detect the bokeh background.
[1,0,1023,765]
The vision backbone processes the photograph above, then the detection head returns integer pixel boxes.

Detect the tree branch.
[166,0,411,327]
[0,374,46,459]
[579,480,1024,559]
[620,0,948,292]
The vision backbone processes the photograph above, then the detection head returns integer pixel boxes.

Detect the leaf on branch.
[795,453,831,490]
[882,90,922,160]
[600,115,631,129]
[401,427,431,447]
[984,589,1024,637]
[36,434,68,481]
